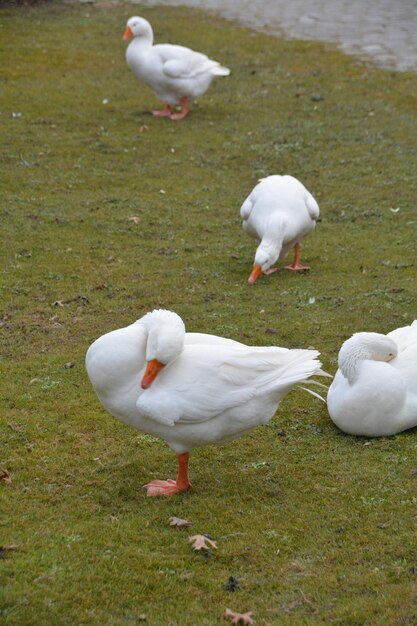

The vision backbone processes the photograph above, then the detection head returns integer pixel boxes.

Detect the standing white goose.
[240,175,320,284]
[327,321,417,437]
[86,309,322,496]
[122,17,230,120]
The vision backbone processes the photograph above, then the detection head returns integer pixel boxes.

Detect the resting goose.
[327,321,417,437]
[86,309,322,496]
[240,175,320,284]
[123,17,230,120]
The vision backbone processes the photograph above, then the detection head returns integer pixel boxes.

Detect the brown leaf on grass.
[224,608,254,625]
[0,469,12,484]
[0,545,21,558]
[128,216,141,224]
[169,516,192,529]
[52,295,90,308]
[139,125,149,133]
[288,560,308,574]
[189,535,217,551]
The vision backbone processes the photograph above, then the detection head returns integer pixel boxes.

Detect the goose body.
[240,175,320,284]
[86,309,322,495]
[123,17,230,120]
[327,321,417,437]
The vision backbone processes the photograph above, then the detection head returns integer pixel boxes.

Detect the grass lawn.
[1,1,417,624]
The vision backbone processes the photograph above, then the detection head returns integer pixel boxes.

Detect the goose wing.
[136,344,320,427]
[154,44,216,79]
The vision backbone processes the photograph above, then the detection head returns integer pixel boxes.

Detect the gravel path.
[137,0,417,71]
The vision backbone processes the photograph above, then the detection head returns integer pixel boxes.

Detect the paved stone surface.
[136,0,417,72]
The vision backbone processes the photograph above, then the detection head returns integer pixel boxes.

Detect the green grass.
[1,2,417,624]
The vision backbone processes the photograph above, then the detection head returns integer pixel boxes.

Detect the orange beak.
[248,264,262,284]
[123,26,133,41]
[141,359,165,389]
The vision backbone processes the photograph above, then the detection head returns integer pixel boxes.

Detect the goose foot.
[152,104,172,117]
[284,263,310,271]
[264,267,278,275]
[169,96,189,120]
[145,452,191,496]
[284,242,310,271]
[145,478,191,496]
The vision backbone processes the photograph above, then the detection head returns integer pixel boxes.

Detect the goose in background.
[123,17,230,120]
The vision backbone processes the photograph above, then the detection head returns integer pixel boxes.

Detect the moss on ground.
[1,2,417,625]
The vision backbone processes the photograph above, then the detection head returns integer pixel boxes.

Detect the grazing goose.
[327,321,417,437]
[123,17,230,120]
[86,309,322,495]
[240,175,320,284]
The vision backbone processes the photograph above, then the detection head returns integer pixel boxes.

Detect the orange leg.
[145,452,192,496]
[170,97,189,121]
[152,104,172,117]
[285,242,310,271]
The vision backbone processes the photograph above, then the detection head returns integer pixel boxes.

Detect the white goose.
[123,17,230,120]
[327,321,417,437]
[86,309,322,496]
[240,175,320,284]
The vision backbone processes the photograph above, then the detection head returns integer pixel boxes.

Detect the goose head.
[139,309,185,389]
[338,332,397,384]
[248,246,278,284]
[123,16,153,42]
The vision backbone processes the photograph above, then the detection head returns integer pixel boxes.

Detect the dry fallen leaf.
[0,545,21,558]
[288,560,308,574]
[189,535,217,551]
[169,516,192,529]
[224,608,254,625]
[139,125,149,133]
[0,469,12,484]
[128,216,141,224]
